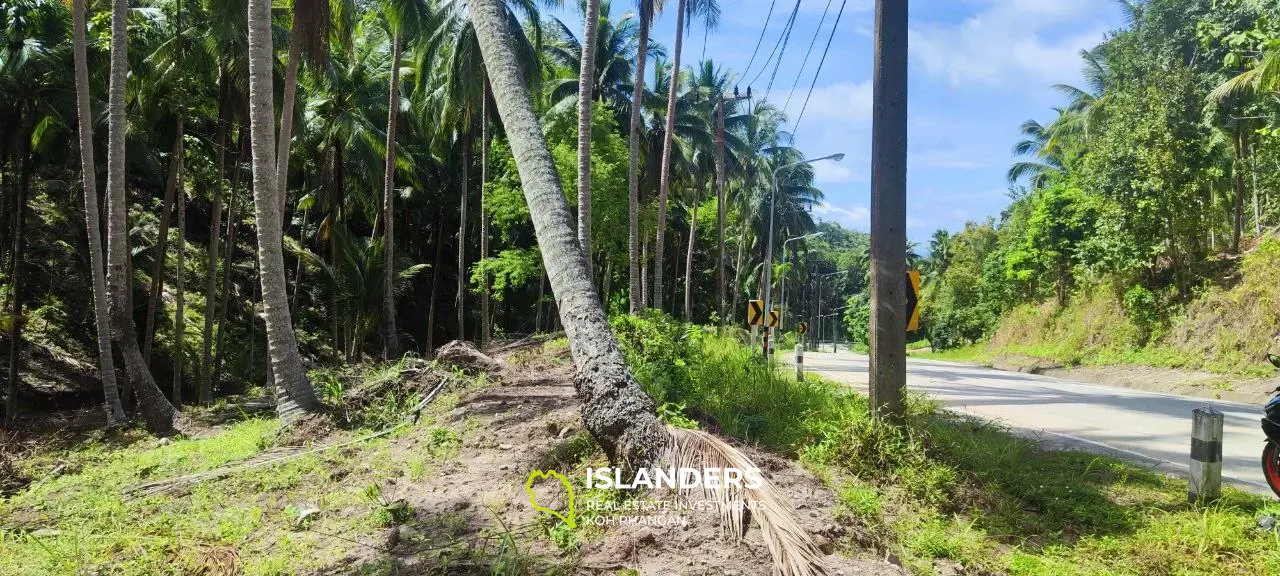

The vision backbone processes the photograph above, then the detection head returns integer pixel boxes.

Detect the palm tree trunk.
[105,0,180,432]
[715,101,726,323]
[1233,132,1246,254]
[426,219,444,354]
[577,0,601,282]
[143,123,184,363]
[290,207,307,314]
[469,0,665,465]
[173,160,187,404]
[684,183,700,321]
[212,171,241,386]
[653,0,687,312]
[276,38,300,224]
[380,29,402,359]
[731,212,746,324]
[535,271,546,332]
[480,80,492,347]
[200,127,234,404]
[4,137,31,429]
[458,136,470,342]
[247,0,319,424]
[73,0,125,425]
[626,6,650,314]
[641,237,649,307]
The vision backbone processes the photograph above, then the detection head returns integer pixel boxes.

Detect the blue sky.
[551,0,1126,239]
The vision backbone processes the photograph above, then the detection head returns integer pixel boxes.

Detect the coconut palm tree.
[626,0,664,313]
[246,0,319,424]
[429,0,540,344]
[652,0,717,311]
[468,6,826,572]
[71,0,125,426]
[576,0,602,282]
[99,0,184,432]
[545,3,646,130]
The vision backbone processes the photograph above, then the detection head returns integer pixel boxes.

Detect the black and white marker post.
[1188,406,1223,503]
[795,342,804,382]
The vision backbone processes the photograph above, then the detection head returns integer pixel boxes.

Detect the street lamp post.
[763,154,844,358]
[779,232,823,330]
[814,270,849,352]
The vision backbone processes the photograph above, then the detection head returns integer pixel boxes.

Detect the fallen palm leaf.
[664,426,826,576]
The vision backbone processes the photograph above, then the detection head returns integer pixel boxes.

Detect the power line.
[782,0,835,113]
[748,0,800,88]
[739,0,779,81]
[762,0,801,99]
[793,0,847,137]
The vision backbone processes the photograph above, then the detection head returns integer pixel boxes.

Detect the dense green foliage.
[919,0,1280,372]
[0,0,837,417]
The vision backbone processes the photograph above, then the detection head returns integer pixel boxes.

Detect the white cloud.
[909,0,1116,88]
[783,80,874,126]
[812,161,863,184]
[812,202,870,228]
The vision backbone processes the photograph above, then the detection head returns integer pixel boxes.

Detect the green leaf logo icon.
[525,470,576,528]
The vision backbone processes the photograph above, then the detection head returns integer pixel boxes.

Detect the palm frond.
[663,427,826,576]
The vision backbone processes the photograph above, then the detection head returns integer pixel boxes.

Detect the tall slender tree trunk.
[684,182,701,321]
[247,0,319,424]
[105,0,180,432]
[144,122,185,362]
[626,8,651,314]
[380,29,403,358]
[1233,132,1246,254]
[276,38,300,223]
[426,220,444,355]
[200,126,235,403]
[73,0,125,425]
[290,208,307,314]
[4,137,31,429]
[577,0,601,282]
[641,237,649,307]
[480,81,492,346]
[212,167,241,386]
[173,161,187,404]
[653,0,687,312]
[458,136,470,342]
[715,100,727,323]
[535,271,546,333]
[469,0,665,465]
[731,211,746,324]
[1251,142,1261,237]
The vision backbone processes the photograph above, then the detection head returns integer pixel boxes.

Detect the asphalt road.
[792,347,1274,494]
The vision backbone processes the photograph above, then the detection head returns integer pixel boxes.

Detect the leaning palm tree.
[72,0,125,426]
[246,0,320,424]
[467,3,824,573]
[104,0,182,432]
[652,0,717,311]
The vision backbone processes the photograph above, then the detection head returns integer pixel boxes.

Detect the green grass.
[0,362,492,576]
[616,313,1280,575]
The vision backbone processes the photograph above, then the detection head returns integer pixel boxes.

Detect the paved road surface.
[792,347,1273,494]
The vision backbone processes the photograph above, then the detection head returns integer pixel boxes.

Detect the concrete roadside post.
[795,342,804,382]
[1188,406,1223,503]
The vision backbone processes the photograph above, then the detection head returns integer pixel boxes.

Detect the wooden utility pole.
[868,0,907,419]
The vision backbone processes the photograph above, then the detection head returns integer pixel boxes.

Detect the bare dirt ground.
[985,354,1278,404]
[377,341,905,575]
